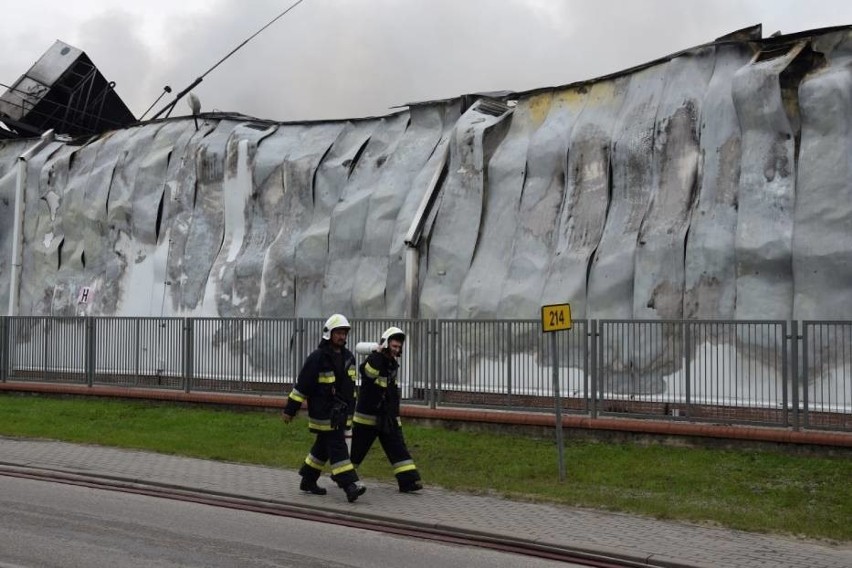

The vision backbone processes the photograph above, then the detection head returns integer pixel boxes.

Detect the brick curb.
[2,381,850,448]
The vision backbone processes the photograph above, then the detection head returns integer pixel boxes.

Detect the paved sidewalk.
[0,437,849,568]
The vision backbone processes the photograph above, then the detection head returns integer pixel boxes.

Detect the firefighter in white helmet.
[282,314,366,503]
[350,326,423,493]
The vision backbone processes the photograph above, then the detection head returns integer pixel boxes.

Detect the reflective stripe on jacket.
[284,341,357,433]
[354,351,400,427]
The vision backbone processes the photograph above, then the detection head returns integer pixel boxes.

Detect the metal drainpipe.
[402,142,450,319]
[404,246,419,319]
[8,129,55,316]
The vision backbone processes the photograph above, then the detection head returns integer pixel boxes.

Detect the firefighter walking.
[282,314,367,503]
[351,326,423,493]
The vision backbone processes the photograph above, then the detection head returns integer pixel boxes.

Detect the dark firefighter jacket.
[284,341,357,433]
[353,350,400,428]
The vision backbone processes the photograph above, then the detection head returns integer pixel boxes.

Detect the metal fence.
[595,320,792,427]
[1,316,850,431]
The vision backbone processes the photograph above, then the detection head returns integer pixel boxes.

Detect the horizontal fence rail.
[1,317,850,431]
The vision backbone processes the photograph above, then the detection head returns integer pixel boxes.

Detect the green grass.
[1,394,849,541]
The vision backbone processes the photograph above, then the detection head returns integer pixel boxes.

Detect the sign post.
[541,303,572,482]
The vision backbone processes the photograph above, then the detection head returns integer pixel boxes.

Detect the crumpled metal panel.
[733,43,807,321]
[21,130,139,316]
[210,123,278,318]
[168,120,234,314]
[296,121,374,316]
[418,101,512,318]
[793,30,852,320]
[497,92,570,318]
[2,27,852,325]
[0,139,31,305]
[684,41,755,319]
[383,102,461,317]
[587,65,667,320]
[457,97,534,319]
[14,143,72,314]
[161,121,219,315]
[352,103,460,317]
[100,122,174,316]
[633,47,714,320]
[323,113,410,316]
[250,123,318,317]
[268,122,345,317]
[540,81,624,317]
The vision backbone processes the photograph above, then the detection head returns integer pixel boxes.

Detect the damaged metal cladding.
[791,31,852,393]
[587,63,667,321]
[684,40,756,319]
[323,113,410,317]
[1,26,851,397]
[732,41,808,322]
[417,98,512,319]
[792,31,852,321]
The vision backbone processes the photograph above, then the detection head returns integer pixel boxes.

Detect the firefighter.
[282,314,366,503]
[351,326,423,493]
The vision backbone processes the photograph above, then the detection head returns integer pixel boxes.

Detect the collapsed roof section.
[0,40,135,139]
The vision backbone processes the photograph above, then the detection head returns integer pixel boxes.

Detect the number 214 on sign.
[541,303,572,333]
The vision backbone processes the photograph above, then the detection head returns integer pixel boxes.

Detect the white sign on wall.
[77,286,93,304]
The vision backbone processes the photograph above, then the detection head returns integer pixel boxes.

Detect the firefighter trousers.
[351,420,421,489]
[298,429,359,488]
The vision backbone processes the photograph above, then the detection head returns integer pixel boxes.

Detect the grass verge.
[0,394,849,541]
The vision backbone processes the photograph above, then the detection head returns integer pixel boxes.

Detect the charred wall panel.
[540,80,624,317]
[684,42,755,319]
[731,44,803,321]
[384,102,461,317]
[418,102,511,318]
[587,65,667,319]
[1,27,851,325]
[496,93,569,318]
[323,114,410,316]
[293,122,370,317]
[793,31,852,320]
[271,123,345,317]
[633,48,714,320]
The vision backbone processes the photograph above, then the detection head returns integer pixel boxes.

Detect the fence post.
[781,321,789,428]
[506,320,513,407]
[239,318,245,385]
[551,331,566,481]
[43,318,49,380]
[133,318,141,385]
[590,319,598,419]
[413,318,426,406]
[685,321,692,414]
[1,317,8,383]
[431,319,439,409]
[293,318,303,385]
[791,320,800,431]
[85,317,95,387]
[581,320,588,413]
[183,318,194,393]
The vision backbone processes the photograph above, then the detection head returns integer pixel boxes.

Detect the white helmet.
[379,326,405,348]
[322,314,351,340]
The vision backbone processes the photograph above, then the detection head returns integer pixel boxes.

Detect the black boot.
[399,480,423,493]
[344,482,367,503]
[300,478,327,495]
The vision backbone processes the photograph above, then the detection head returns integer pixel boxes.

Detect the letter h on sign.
[77,287,92,304]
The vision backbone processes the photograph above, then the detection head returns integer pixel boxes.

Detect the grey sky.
[2,0,852,122]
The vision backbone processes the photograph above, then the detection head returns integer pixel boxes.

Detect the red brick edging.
[2,381,850,448]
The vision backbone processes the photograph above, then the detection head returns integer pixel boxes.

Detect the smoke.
[2,0,852,122]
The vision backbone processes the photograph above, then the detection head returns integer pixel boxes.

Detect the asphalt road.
[0,475,578,568]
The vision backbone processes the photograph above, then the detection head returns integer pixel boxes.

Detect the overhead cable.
[150,0,309,120]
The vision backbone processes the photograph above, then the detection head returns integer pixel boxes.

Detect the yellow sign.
[541,303,572,332]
